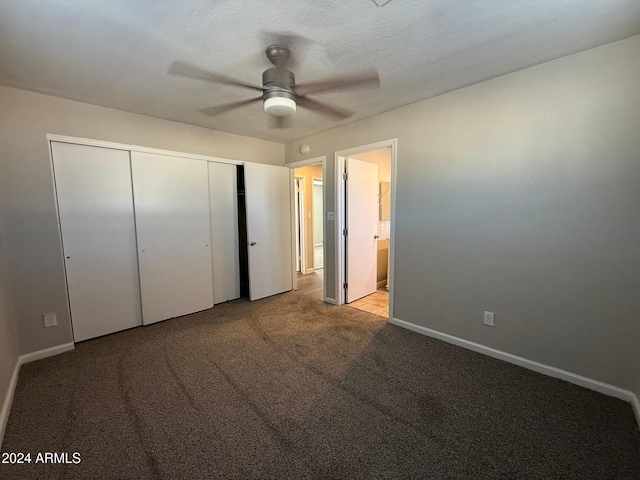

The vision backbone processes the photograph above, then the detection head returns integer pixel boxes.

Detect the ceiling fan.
[167,44,379,127]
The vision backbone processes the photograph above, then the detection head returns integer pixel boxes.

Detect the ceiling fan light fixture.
[264,96,296,117]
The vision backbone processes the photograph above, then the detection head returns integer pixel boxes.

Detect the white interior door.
[132,152,213,324]
[52,142,142,341]
[245,163,293,300]
[208,162,240,304]
[346,157,379,303]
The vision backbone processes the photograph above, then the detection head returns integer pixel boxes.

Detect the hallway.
[296,269,389,318]
[296,270,324,301]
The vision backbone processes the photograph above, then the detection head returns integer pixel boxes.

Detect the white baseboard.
[0,358,21,449]
[324,297,337,305]
[0,342,75,448]
[390,317,640,428]
[632,393,640,429]
[20,342,74,364]
[305,267,315,274]
[377,280,388,288]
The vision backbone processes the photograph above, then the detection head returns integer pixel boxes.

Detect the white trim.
[284,156,325,169]
[310,175,324,271]
[20,342,75,364]
[305,268,315,274]
[390,317,640,421]
[1,342,75,448]
[388,140,398,322]
[294,174,307,275]
[0,358,20,448]
[47,134,243,165]
[632,394,640,428]
[48,140,75,341]
[290,169,298,290]
[377,280,387,288]
[335,155,346,305]
[324,297,337,305]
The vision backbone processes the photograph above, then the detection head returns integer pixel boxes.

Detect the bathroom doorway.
[335,140,396,319]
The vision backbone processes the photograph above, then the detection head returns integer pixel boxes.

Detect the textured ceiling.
[0,0,639,144]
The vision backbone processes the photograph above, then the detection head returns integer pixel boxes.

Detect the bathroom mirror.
[379,181,391,221]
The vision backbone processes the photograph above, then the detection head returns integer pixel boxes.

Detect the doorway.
[335,140,397,319]
[287,156,327,302]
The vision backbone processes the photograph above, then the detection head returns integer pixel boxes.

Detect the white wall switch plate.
[483,311,495,327]
[327,212,335,221]
[43,312,57,328]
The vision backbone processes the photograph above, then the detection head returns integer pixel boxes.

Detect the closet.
[51,139,291,342]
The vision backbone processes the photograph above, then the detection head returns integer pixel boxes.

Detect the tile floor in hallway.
[348,288,389,318]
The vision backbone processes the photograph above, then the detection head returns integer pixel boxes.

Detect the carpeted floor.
[2,292,639,479]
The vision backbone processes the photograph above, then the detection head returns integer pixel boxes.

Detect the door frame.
[285,156,327,299]
[311,176,324,271]
[294,175,306,274]
[334,139,397,319]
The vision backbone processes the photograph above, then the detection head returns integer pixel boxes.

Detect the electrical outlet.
[483,311,495,327]
[43,313,57,328]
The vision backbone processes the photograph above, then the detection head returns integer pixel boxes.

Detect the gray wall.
[0,85,284,355]
[285,36,640,393]
[0,216,20,444]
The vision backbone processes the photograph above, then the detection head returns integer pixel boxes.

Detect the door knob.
[374,235,379,239]
[250,242,257,246]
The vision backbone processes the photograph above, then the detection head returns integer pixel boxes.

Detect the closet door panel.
[52,142,142,341]
[245,163,293,300]
[208,162,240,304]
[131,152,213,325]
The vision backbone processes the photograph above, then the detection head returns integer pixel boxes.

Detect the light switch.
[327,212,335,221]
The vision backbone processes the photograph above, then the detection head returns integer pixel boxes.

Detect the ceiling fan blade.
[269,116,292,129]
[294,69,380,97]
[297,96,353,119]
[199,96,263,116]
[168,60,263,92]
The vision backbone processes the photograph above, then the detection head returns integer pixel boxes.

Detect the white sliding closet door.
[208,162,240,304]
[52,142,142,341]
[131,152,213,325]
[244,163,293,300]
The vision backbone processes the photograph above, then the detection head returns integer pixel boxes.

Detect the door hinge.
[343,282,348,289]
[343,172,348,180]
[343,228,348,236]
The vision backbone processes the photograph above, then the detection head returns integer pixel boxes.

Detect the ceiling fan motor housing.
[262,68,296,117]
